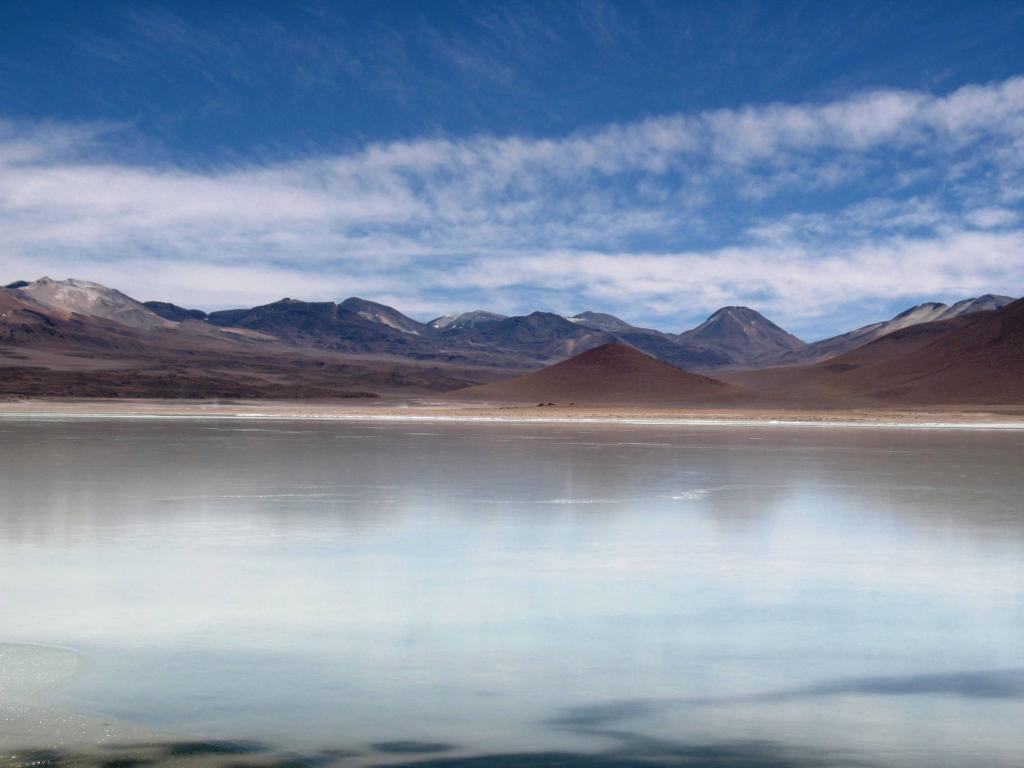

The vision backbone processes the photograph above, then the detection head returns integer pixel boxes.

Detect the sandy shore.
[0,642,166,759]
[2,397,1024,428]
[0,641,422,767]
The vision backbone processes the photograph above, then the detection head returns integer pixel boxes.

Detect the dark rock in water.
[10,751,68,768]
[163,739,268,756]
[372,741,457,754]
[373,738,841,767]
[101,759,152,768]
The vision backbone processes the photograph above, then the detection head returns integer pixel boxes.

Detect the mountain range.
[452,300,1024,407]
[131,282,1015,370]
[1,276,1018,403]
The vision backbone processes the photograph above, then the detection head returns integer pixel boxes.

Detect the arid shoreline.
[3,397,1024,428]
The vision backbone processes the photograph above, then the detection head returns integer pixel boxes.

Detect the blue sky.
[1,0,1023,338]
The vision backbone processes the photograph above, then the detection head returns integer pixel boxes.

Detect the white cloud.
[0,77,1022,331]
[966,207,1019,229]
[446,229,1024,318]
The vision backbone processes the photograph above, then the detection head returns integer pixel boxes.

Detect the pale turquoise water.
[1,416,1023,767]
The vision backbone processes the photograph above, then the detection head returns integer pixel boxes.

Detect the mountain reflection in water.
[1,417,1022,767]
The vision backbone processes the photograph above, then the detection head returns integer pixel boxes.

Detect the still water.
[1,416,1023,767]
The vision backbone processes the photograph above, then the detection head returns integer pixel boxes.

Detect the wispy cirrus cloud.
[0,76,1022,336]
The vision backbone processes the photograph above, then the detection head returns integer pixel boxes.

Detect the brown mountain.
[766,294,1015,366]
[450,343,737,404]
[817,297,1024,403]
[726,298,1024,405]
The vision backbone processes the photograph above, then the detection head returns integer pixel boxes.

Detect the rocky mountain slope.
[339,297,431,336]
[18,277,171,330]
[815,298,1024,403]
[725,298,1024,405]
[768,295,1014,366]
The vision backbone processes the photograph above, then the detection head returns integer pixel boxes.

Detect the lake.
[1,415,1023,767]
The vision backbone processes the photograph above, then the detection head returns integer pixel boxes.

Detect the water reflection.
[3,735,864,768]
[0,417,1023,767]
[548,668,1024,728]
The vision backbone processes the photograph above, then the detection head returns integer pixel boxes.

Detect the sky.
[1,0,1023,339]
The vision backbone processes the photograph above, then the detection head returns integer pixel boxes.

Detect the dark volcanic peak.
[433,310,614,365]
[429,314,458,328]
[4,280,29,289]
[489,311,579,339]
[430,310,507,330]
[452,342,735,404]
[567,311,636,332]
[205,297,440,355]
[441,310,579,343]
[338,297,429,336]
[144,301,208,322]
[207,298,336,332]
[678,306,805,362]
